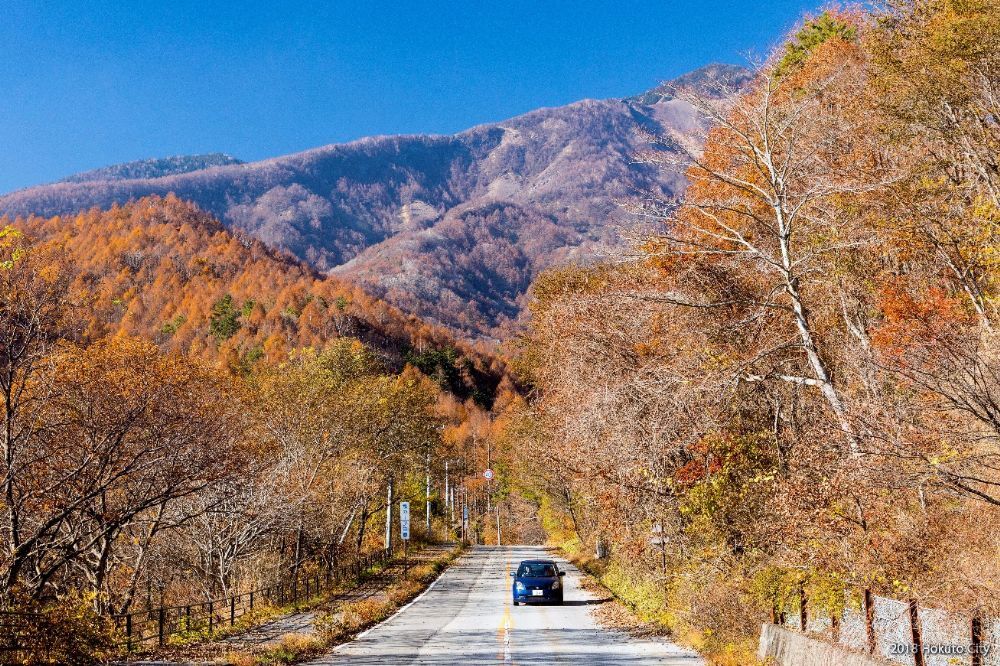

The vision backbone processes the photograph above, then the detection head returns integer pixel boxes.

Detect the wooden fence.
[0,545,402,662]
[111,546,397,651]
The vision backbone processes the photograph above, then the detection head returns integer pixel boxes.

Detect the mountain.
[0,64,747,338]
[57,153,243,183]
[629,62,752,105]
[9,195,503,403]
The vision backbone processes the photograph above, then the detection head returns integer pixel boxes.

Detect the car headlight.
[515,581,525,591]
[551,579,561,590]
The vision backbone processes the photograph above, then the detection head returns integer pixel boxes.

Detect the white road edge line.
[330,547,462,651]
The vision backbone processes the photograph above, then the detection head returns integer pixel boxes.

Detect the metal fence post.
[972,616,983,666]
[799,584,808,631]
[863,588,876,654]
[230,596,235,625]
[908,599,924,666]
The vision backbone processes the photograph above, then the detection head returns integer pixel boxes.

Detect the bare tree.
[635,54,896,456]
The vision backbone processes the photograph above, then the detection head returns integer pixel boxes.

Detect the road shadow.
[563,597,611,606]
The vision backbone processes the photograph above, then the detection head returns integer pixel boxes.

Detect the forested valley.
[506,0,1000,662]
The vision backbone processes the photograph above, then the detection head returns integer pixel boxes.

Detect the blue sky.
[2,0,818,193]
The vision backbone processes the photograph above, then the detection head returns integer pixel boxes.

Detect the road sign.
[650,522,665,546]
[483,468,494,480]
[400,501,410,540]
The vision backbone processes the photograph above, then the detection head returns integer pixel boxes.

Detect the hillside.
[0,65,748,337]
[7,195,501,403]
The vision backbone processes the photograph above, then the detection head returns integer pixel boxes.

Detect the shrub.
[6,597,115,665]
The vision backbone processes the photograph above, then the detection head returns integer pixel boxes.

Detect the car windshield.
[518,563,556,577]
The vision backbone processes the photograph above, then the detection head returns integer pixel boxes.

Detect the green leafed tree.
[775,11,858,77]
[209,293,242,341]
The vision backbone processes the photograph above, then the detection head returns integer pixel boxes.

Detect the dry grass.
[564,550,763,666]
[316,597,393,642]
[387,579,423,606]
[226,632,326,665]
[406,563,438,584]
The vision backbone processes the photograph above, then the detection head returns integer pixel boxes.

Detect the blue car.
[511,559,565,605]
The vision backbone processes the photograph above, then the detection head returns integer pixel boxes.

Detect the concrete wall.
[759,623,890,666]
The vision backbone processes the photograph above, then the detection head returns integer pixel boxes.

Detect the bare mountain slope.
[0,64,748,337]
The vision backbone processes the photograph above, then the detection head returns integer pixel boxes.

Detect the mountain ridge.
[0,64,746,337]
[55,153,244,185]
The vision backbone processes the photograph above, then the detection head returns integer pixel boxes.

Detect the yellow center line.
[497,550,513,663]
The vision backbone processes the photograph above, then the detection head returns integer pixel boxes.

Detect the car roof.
[518,559,557,565]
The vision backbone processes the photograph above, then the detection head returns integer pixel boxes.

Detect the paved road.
[306,545,704,665]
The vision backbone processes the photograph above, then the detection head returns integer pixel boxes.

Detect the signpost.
[483,469,498,545]
[484,468,495,518]
[462,503,469,544]
[400,501,411,540]
[400,501,410,572]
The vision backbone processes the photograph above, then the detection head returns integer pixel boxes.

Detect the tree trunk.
[356,499,370,555]
[784,273,859,456]
[384,477,394,552]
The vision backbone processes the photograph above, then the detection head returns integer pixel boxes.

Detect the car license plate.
[531,589,543,596]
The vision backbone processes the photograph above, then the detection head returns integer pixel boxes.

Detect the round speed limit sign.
[483,468,494,480]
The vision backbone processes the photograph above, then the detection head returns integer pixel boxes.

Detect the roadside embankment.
[757,623,891,666]
[119,543,463,666]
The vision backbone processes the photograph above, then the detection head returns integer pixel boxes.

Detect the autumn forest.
[3,0,1000,664]
[514,1,1000,662]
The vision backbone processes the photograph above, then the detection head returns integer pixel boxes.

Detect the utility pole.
[461,486,467,544]
[384,477,393,552]
[444,461,449,528]
[425,453,431,534]
[486,437,491,511]
[496,502,501,546]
